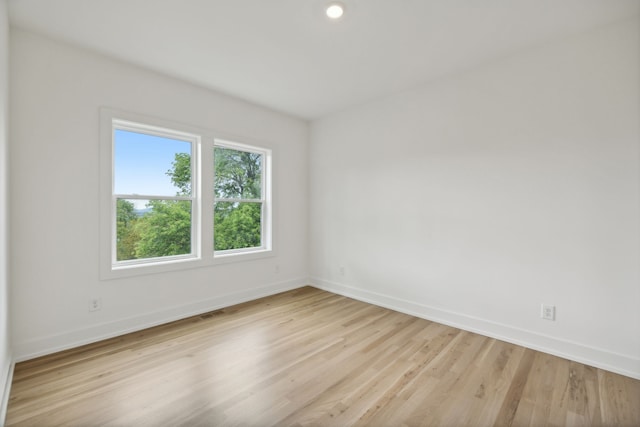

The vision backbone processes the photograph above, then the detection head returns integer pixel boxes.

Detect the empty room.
[1,0,639,426]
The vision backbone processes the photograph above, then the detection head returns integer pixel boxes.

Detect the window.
[100,109,272,278]
[113,121,199,265]
[214,142,268,254]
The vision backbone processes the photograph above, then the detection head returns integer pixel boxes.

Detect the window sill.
[212,248,275,265]
[100,249,275,281]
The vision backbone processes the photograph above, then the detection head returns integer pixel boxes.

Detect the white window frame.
[111,120,201,268]
[213,139,272,258]
[99,108,274,280]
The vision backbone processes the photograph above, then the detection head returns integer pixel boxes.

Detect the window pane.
[214,202,262,251]
[214,147,262,199]
[115,129,192,196]
[116,199,192,261]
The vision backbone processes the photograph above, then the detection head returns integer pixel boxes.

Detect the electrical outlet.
[339,266,345,276]
[89,298,102,312]
[275,264,280,273]
[541,304,555,321]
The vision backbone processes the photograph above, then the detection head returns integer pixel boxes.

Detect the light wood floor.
[6,287,640,426]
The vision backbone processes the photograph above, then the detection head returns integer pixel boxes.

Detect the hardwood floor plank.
[6,287,640,426]
[598,369,640,427]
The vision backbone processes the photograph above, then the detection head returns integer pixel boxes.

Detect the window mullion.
[200,138,215,259]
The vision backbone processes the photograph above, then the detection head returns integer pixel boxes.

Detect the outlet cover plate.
[541,304,555,321]
[89,298,102,312]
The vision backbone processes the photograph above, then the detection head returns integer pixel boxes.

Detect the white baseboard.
[14,278,308,363]
[12,276,639,380]
[311,277,640,380]
[0,358,14,427]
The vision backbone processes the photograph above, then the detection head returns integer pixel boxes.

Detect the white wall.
[310,18,640,378]
[9,29,309,360]
[6,12,639,383]
[0,0,12,417]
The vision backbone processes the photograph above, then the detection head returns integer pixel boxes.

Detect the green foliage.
[167,152,191,196]
[215,147,261,199]
[116,148,264,261]
[134,200,192,259]
[214,202,262,251]
[214,147,263,250]
[116,199,139,261]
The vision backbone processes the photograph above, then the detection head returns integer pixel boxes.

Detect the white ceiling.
[8,0,640,120]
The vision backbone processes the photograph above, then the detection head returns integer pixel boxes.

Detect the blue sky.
[114,129,191,198]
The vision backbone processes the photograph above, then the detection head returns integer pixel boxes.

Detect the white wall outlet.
[89,298,102,312]
[339,266,345,276]
[275,264,280,273]
[541,304,555,321]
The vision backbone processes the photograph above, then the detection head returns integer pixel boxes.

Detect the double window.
[100,110,272,278]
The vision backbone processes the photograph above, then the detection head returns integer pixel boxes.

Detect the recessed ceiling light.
[326,3,345,19]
